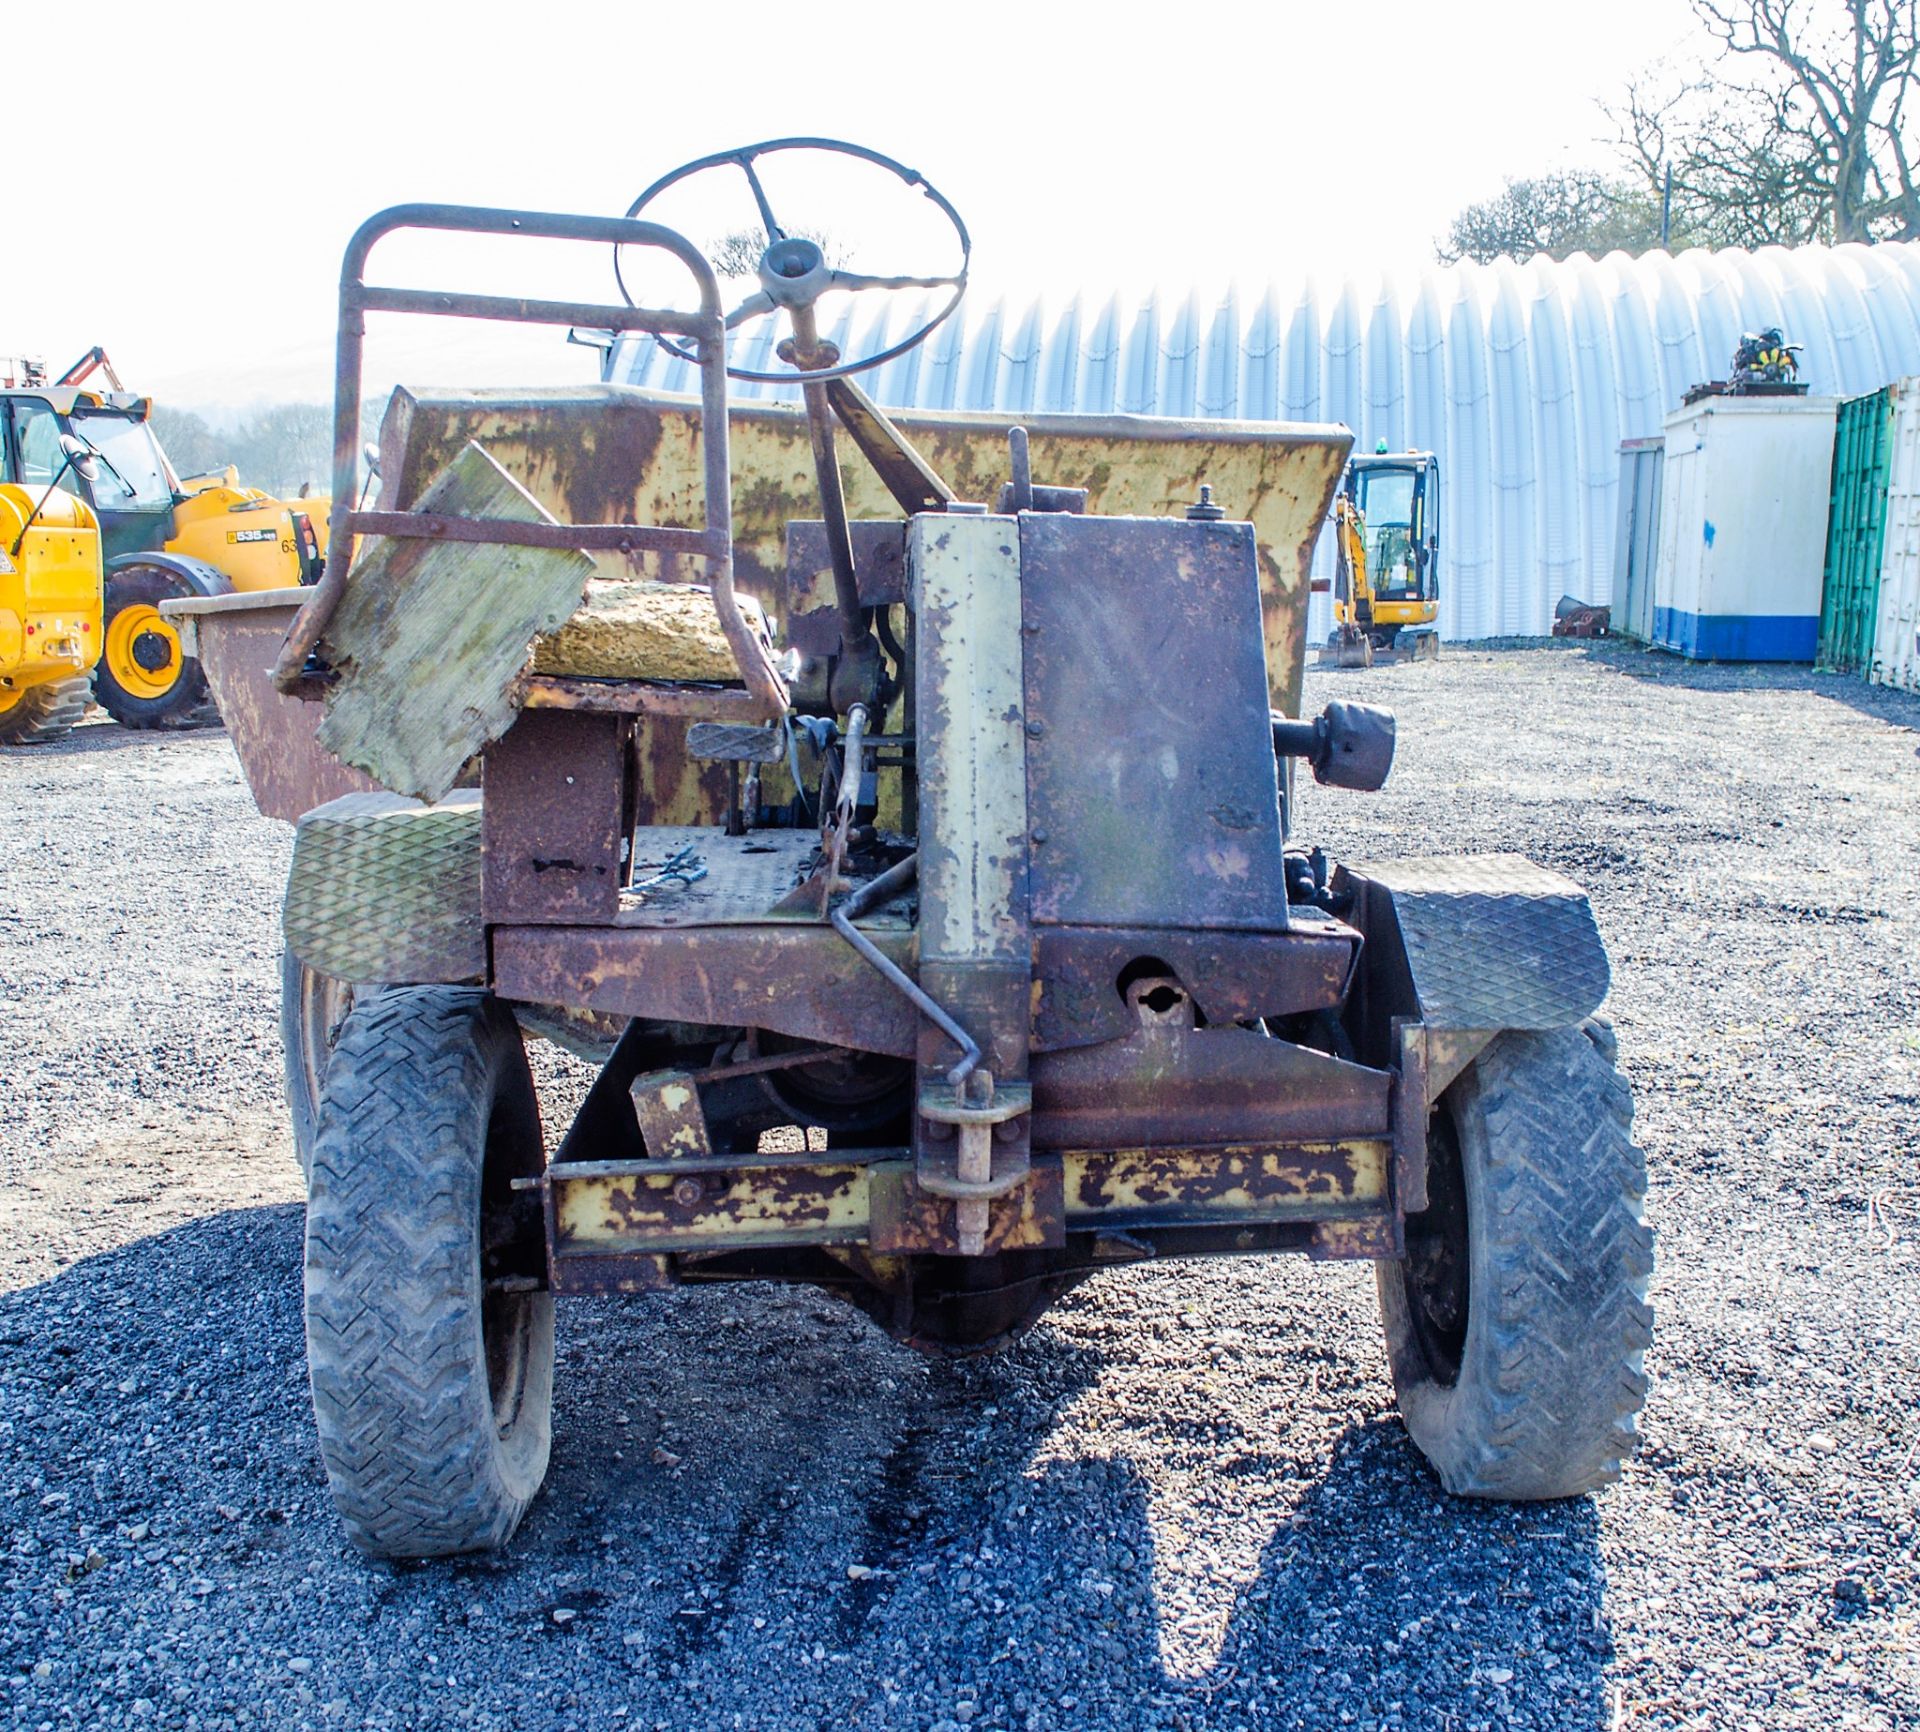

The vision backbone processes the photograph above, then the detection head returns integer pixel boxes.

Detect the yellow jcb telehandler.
[0,348,329,728]
[1320,446,1441,668]
[0,426,103,744]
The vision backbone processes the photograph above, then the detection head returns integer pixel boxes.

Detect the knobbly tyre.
[169,139,1652,1557]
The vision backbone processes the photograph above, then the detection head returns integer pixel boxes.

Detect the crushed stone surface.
[0,643,1915,1730]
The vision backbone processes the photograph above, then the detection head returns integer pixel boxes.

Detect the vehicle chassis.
[168,177,1642,1553]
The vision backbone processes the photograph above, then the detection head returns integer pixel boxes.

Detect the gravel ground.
[0,643,1916,1732]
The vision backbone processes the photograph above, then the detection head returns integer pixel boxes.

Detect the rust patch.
[1064,1141,1388,1228]
[868,1159,1064,1254]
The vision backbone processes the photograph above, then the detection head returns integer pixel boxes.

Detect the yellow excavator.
[0,349,329,728]
[1321,446,1441,668]
[0,426,103,744]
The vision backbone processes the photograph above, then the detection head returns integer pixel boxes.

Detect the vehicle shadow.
[0,1206,1613,1730]
[1570,637,1920,731]
[0,717,226,759]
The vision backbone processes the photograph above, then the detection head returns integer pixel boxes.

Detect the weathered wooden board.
[315,442,595,802]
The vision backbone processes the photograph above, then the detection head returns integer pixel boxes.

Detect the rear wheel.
[279,952,353,1184]
[1377,1021,1653,1498]
[0,676,90,744]
[304,988,553,1557]
[94,566,211,728]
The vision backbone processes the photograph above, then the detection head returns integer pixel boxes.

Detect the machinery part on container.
[1271,699,1396,791]
[619,137,971,387]
[1376,1020,1652,1498]
[280,951,354,1184]
[1731,327,1802,388]
[304,988,553,1557]
[95,564,211,728]
[0,675,90,745]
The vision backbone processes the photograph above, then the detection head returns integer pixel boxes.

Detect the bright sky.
[13,0,1710,414]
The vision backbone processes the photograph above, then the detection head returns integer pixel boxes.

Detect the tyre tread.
[1379,1018,1654,1499]
[303,988,551,1557]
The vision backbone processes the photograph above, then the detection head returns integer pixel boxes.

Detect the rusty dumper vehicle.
[168,141,1652,1557]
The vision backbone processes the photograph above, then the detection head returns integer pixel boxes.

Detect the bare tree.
[146,402,333,496]
[707,227,843,279]
[148,406,225,480]
[1617,1,1920,245]
[1438,170,1678,264]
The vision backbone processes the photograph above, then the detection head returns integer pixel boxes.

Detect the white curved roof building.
[610,242,1920,639]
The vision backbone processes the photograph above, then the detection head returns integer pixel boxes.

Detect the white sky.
[11,0,1710,413]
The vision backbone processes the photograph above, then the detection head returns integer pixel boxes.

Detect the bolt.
[1030,828,1048,845]
[1026,721,1044,738]
[923,1119,956,1142]
[670,1178,703,1207]
[992,1118,1023,1143]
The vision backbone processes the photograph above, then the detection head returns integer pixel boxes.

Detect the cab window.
[68,409,174,507]
[8,401,66,488]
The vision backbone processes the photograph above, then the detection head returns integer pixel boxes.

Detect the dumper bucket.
[161,589,377,823]
[370,385,1351,719]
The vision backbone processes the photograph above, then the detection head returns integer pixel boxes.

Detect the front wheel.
[94,566,211,728]
[0,676,90,745]
[304,988,553,1556]
[1377,1021,1653,1499]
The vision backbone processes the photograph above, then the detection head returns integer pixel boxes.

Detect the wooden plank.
[314,441,595,802]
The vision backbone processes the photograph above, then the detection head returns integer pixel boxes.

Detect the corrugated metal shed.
[609,240,1920,640]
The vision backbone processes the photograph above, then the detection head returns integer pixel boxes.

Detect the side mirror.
[59,434,99,484]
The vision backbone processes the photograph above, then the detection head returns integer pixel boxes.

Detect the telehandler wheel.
[1376,1020,1653,1499]
[304,988,553,1557]
[279,952,353,1185]
[0,676,90,745]
[94,566,211,729]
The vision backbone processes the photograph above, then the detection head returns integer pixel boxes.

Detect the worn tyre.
[94,565,211,728]
[0,676,90,744]
[305,988,553,1557]
[1377,1020,1653,1499]
[279,952,354,1185]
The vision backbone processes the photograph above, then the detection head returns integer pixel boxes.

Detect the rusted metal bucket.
[160,589,376,823]
[375,386,1350,719]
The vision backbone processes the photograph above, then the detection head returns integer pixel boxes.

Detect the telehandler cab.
[170,139,1651,1558]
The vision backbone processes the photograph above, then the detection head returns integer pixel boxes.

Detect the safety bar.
[271,203,787,720]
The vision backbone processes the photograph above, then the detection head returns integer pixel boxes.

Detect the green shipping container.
[1820,387,1894,671]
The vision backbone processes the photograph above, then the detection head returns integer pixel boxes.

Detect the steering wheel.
[617,137,970,385]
